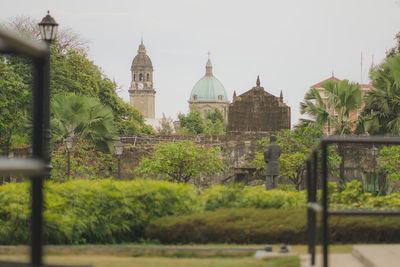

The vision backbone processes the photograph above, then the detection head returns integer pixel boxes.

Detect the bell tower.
[129,39,155,118]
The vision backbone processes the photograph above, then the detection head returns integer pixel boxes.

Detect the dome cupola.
[131,39,153,71]
[189,56,228,101]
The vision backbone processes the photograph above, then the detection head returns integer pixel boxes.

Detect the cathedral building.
[188,56,230,120]
[129,40,156,119]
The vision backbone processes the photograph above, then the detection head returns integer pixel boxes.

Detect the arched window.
[133,74,136,81]
[139,73,143,81]
[193,94,198,100]
[146,73,150,81]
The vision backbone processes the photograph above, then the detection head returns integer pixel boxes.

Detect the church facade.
[226,76,291,132]
[128,40,156,119]
[188,57,230,120]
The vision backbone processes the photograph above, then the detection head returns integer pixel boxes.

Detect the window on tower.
[139,73,143,81]
[133,74,136,81]
[146,73,150,81]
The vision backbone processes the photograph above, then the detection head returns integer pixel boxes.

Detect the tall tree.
[51,93,117,152]
[0,59,30,155]
[300,79,361,185]
[357,55,400,135]
[135,141,224,183]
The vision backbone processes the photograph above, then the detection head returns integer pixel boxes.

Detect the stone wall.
[119,132,273,184]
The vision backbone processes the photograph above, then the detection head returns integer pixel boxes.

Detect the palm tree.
[51,93,117,152]
[301,79,361,186]
[358,56,400,135]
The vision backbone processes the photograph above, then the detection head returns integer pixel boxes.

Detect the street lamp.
[114,139,124,179]
[65,136,73,180]
[38,11,58,180]
[38,11,58,43]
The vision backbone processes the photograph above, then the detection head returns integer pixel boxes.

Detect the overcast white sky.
[2,0,400,127]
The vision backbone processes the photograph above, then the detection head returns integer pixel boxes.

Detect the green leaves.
[178,107,226,135]
[359,55,400,135]
[51,93,117,152]
[135,141,225,183]
[301,80,361,135]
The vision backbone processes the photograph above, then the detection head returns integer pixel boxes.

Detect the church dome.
[131,40,153,70]
[190,58,228,101]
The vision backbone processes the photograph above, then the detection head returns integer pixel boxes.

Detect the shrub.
[201,185,307,210]
[146,208,400,244]
[0,179,201,245]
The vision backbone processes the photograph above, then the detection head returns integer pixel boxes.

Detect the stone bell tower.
[128,39,155,118]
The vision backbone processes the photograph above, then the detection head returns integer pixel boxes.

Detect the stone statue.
[264,135,281,190]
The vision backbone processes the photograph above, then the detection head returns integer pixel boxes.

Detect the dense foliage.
[0,17,153,155]
[357,34,400,135]
[135,141,225,183]
[51,93,117,152]
[0,180,200,245]
[0,180,399,245]
[146,208,400,244]
[0,59,30,155]
[300,79,361,135]
[378,146,400,181]
[178,107,225,135]
[51,140,117,182]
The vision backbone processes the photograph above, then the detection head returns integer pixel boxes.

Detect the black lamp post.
[65,136,73,180]
[114,139,124,179]
[38,11,58,179]
[38,11,59,44]
[29,11,58,266]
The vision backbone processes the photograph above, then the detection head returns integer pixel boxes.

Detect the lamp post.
[38,11,58,179]
[65,136,73,180]
[114,139,124,179]
[39,11,59,44]
[30,11,58,266]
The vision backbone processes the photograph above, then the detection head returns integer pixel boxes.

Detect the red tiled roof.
[360,84,373,89]
[310,76,341,88]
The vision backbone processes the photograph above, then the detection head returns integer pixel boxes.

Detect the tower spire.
[256,75,260,86]
[280,90,283,102]
[205,54,213,76]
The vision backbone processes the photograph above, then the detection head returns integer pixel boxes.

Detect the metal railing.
[306,136,400,267]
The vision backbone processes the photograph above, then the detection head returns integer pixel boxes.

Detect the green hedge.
[201,185,307,210]
[146,208,400,244]
[0,179,200,245]
[1,180,400,245]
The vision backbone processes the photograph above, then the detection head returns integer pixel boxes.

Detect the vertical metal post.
[311,151,317,266]
[306,160,312,253]
[118,156,121,179]
[31,50,49,266]
[322,143,329,267]
[67,150,70,179]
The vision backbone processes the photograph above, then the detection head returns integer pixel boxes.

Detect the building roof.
[310,76,373,89]
[131,40,153,70]
[310,76,341,88]
[189,57,228,101]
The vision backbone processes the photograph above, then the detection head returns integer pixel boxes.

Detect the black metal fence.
[306,136,400,267]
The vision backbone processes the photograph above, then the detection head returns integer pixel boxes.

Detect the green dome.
[190,59,228,101]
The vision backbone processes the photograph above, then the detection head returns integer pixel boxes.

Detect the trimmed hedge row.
[145,208,400,244]
[0,179,200,245]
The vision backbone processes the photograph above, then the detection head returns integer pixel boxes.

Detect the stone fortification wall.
[120,132,274,184]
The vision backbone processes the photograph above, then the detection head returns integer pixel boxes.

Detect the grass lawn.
[0,244,354,267]
[0,255,300,267]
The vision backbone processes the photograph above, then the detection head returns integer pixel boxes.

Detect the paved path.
[301,244,400,267]
[300,253,363,267]
[353,244,400,267]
